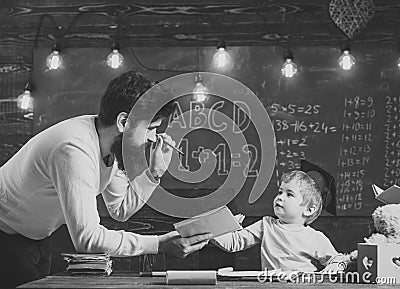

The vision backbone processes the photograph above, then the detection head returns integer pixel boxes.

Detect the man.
[0,71,211,288]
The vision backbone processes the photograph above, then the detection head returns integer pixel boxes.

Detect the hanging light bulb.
[212,40,233,72]
[192,74,209,102]
[16,83,34,111]
[338,43,356,70]
[46,42,63,70]
[106,42,124,69]
[396,57,400,69]
[281,50,298,78]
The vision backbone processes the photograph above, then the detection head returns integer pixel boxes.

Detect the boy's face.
[273,178,308,224]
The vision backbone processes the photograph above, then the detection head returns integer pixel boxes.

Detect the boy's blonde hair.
[281,170,323,225]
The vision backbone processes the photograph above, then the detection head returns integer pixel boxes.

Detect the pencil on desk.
[139,271,167,277]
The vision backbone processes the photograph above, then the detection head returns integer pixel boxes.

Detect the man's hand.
[158,231,212,258]
[149,133,174,181]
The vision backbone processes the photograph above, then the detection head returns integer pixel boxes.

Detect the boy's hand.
[234,214,245,224]
[320,261,347,273]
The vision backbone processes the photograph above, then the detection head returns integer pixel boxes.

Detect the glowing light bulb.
[397,57,400,69]
[338,50,356,70]
[212,47,232,71]
[211,40,233,72]
[192,75,209,102]
[46,50,63,70]
[281,58,298,78]
[106,49,124,69]
[17,84,33,111]
[281,50,298,78]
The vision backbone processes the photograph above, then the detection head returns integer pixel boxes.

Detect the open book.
[372,184,400,204]
[174,206,242,238]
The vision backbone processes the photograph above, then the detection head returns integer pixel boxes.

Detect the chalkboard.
[33,45,400,217]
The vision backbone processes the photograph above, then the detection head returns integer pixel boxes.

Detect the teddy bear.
[344,204,400,272]
[366,204,400,245]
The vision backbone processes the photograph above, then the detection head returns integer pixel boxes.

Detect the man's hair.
[281,170,323,225]
[98,70,170,127]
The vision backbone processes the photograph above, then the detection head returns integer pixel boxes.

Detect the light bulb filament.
[46,51,62,70]
[339,50,355,70]
[212,47,232,72]
[192,82,209,102]
[17,90,33,111]
[281,59,297,78]
[107,49,124,69]
[216,48,228,68]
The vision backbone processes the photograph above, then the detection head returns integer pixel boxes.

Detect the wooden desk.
[18,272,396,289]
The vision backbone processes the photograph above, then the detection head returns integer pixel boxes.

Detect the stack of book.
[62,253,112,276]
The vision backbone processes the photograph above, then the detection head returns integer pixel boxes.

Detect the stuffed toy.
[344,204,400,272]
[367,204,400,245]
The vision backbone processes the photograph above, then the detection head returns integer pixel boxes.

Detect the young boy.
[212,160,346,273]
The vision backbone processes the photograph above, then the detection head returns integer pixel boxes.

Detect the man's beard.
[110,133,151,176]
[110,133,125,172]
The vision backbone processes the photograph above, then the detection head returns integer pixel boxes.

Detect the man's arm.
[102,133,174,221]
[102,168,159,222]
[48,143,158,256]
[49,143,209,259]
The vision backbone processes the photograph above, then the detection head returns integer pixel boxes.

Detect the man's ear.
[303,204,317,217]
[116,112,128,133]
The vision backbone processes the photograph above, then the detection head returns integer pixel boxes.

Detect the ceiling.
[0,0,398,49]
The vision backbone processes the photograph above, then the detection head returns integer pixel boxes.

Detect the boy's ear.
[303,204,317,217]
[116,112,128,133]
